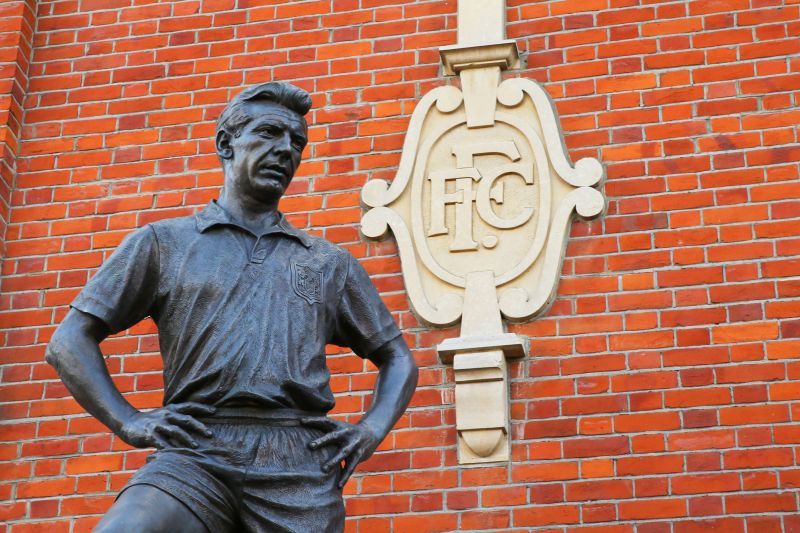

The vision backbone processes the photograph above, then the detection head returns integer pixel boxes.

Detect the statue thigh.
[94,485,209,533]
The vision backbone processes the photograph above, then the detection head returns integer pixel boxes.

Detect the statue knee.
[94,485,207,533]
[94,513,127,533]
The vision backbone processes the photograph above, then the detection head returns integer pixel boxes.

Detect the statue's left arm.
[303,253,418,487]
[358,335,418,442]
[305,336,417,487]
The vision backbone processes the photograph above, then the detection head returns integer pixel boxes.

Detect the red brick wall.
[0,0,35,258]
[2,0,800,531]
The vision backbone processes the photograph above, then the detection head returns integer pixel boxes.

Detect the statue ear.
[216,130,234,160]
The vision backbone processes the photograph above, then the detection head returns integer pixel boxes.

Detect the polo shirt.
[71,200,401,413]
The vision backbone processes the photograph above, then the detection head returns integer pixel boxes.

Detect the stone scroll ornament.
[361,0,605,464]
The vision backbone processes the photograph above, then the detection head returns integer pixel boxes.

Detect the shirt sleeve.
[329,253,401,359]
[70,225,160,334]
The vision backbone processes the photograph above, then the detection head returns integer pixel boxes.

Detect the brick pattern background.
[0,0,35,258]
[2,0,800,531]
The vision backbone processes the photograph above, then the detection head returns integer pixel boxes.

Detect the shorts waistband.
[199,406,326,426]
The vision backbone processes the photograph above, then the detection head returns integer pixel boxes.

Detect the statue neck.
[217,189,281,235]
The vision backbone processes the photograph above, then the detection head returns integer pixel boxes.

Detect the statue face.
[221,100,308,205]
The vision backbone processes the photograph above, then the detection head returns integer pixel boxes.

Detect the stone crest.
[292,262,323,305]
[361,0,605,464]
[362,77,604,329]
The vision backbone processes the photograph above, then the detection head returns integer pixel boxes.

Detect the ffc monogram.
[427,140,533,253]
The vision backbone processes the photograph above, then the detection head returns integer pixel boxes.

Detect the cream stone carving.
[361,0,605,464]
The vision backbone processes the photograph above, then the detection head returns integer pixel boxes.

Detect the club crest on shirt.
[291,262,323,305]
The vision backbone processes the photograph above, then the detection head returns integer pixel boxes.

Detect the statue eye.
[259,126,278,138]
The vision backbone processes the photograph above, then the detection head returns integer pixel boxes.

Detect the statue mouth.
[257,163,290,182]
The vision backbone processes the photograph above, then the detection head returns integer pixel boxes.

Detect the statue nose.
[272,133,292,155]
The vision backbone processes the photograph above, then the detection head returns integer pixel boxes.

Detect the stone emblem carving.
[362,78,604,329]
[361,0,605,464]
[292,262,323,305]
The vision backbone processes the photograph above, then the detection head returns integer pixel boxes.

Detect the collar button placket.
[251,235,267,264]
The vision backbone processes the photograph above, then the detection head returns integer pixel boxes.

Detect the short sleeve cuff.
[70,295,126,334]
[68,224,159,334]
[350,322,402,359]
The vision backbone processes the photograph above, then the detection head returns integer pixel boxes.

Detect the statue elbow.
[406,352,419,381]
[45,324,74,371]
[45,334,64,371]
[45,314,86,371]
[398,347,419,390]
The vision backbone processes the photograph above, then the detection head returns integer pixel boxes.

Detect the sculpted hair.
[216,82,312,137]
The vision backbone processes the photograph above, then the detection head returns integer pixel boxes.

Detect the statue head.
[215,82,312,206]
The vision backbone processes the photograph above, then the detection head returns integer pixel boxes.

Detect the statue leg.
[94,485,209,533]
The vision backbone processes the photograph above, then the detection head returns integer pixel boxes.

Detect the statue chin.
[247,176,289,203]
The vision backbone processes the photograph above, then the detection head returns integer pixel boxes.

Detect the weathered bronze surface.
[46,82,418,533]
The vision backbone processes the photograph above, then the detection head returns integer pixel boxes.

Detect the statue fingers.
[155,423,198,448]
[166,412,213,437]
[309,428,350,450]
[322,440,357,473]
[337,450,362,489]
[149,433,171,450]
[171,402,216,416]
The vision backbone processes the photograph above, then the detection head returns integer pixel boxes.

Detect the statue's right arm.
[46,308,138,435]
[46,308,214,449]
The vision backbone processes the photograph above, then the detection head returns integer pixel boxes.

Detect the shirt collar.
[195,200,312,248]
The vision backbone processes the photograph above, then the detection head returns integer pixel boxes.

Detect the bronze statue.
[45,82,418,533]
